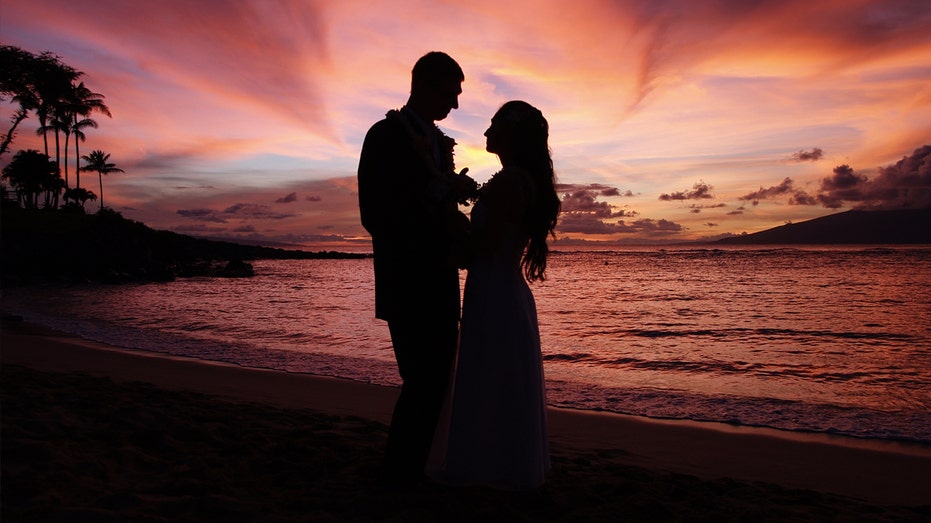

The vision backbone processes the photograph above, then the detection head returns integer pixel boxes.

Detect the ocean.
[3,246,930,444]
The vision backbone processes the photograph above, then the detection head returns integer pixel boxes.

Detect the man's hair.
[411,51,464,91]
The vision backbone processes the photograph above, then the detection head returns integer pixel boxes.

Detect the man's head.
[409,51,464,122]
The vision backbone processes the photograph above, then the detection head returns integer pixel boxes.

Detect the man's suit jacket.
[358,109,461,323]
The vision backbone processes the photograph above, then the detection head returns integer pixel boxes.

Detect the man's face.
[425,77,462,122]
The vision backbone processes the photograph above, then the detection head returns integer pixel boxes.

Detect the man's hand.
[449,167,479,205]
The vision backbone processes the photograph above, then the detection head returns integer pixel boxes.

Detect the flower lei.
[386,109,480,205]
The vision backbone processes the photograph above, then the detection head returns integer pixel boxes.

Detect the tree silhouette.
[1,149,62,209]
[1,46,41,157]
[63,186,97,211]
[70,116,98,188]
[66,82,111,189]
[1,45,83,161]
[0,45,115,209]
[45,110,69,185]
[0,48,39,157]
[80,150,124,211]
[21,51,80,160]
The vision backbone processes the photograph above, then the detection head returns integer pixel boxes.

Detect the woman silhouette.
[428,101,560,489]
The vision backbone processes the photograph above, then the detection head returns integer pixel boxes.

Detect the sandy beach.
[2,318,929,522]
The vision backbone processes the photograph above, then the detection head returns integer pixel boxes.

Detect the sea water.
[3,246,929,443]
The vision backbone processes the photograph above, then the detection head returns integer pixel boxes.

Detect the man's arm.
[358,121,398,238]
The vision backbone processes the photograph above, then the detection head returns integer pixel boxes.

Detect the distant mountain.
[714,208,931,245]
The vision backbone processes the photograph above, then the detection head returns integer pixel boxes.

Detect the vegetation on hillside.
[1,45,118,212]
[0,205,366,287]
[1,45,365,287]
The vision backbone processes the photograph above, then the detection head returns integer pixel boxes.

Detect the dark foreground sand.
[2,318,929,522]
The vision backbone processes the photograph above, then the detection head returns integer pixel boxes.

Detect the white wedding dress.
[428,168,550,490]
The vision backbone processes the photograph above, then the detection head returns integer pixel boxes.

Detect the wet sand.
[2,319,929,521]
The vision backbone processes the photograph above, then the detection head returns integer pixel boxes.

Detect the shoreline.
[6,312,927,448]
[2,318,930,509]
[4,316,927,456]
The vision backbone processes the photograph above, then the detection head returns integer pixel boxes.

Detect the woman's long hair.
[498,101,561,282]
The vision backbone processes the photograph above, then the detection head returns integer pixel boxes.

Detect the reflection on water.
[4,247,930,442]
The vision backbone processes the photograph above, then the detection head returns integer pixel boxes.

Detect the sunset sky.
[2,0,930,249]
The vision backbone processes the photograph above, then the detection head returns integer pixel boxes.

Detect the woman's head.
[486,100,560,282]
[484,100,549,165]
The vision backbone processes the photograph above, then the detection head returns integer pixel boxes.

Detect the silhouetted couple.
[358,51,560,490]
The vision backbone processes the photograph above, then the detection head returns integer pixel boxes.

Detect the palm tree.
[44,170,65,209]
[35,106,70,189]
[31,55,81,159]
[1,46,81,159]
[51,110,70,185]
[67,82,110,189]
[71,117,98,188]
[80,149,123,211]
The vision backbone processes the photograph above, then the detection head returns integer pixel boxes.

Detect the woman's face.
[484,114,511,155]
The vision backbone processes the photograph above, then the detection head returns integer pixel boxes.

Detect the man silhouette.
[358,51,474,483]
